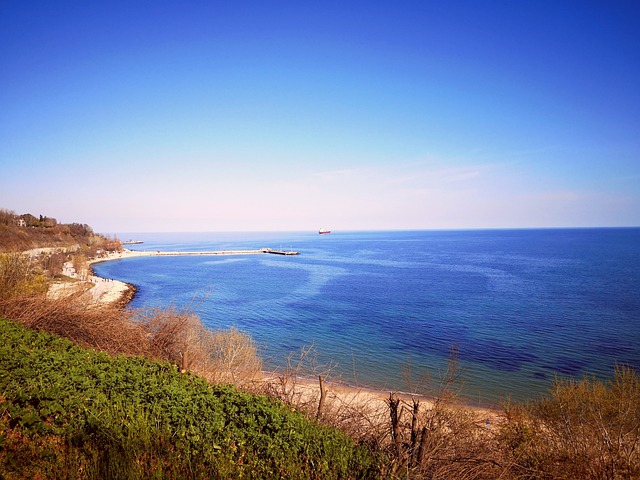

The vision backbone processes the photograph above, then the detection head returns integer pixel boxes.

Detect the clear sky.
[1,1,639,233]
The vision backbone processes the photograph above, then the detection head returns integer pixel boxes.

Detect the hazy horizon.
[2,2,639,233]
[109,226,640,238]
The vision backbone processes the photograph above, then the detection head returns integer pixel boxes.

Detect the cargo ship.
[319,228,331,235]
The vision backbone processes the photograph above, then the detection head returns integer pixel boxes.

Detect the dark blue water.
[93,229,640,404]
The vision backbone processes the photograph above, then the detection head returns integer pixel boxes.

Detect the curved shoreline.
[87,248,276,306]
[88,248,502,418]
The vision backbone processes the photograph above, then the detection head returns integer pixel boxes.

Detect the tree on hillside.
[0,253,48,300]
[68,223,93,237]
[42,216,57,228]
[0,209,16,226]
[19,214,39,227]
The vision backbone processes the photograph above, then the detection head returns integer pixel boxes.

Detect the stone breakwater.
[132,248,299,256]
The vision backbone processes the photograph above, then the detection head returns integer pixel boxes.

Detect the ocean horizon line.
[107,225,640,237]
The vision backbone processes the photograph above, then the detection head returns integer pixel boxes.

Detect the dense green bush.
[0,317,381,479]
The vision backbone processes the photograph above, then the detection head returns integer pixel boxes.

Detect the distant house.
[17,213,57,227]
[20,214,38,227]
[16,218,26,227]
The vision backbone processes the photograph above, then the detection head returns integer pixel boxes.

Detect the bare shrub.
[0,294,150,357]
[71,252,88,278]
[260,344,336,411]
[500,366,640,480]
[0,253,48,300]
[379,347,507,479]
[320,386,392,453]
[254,343,507,479]
[100,235,123,253]
[252,344,393,458]
[40,251,67,277]
[0,208,15,226]
[134,306,262,386]
[129,306,190,365]
[203,326,262,384]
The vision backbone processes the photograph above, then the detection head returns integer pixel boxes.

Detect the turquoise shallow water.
[93,229,640,405]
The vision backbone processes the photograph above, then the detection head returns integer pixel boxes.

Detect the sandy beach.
[44,249,145,306]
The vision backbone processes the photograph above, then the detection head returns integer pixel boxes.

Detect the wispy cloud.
[383,162,495,188]
[312,161,495,193]
[312,168,363,181]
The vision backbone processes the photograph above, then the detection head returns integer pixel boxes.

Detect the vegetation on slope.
[0,317,380,479]
[0,208,117,254]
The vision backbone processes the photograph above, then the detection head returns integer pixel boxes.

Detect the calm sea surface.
[93,229,640,405]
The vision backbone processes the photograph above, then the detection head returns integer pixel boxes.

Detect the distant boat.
[319,228,331,235]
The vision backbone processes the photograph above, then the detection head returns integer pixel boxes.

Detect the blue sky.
[1,1,639,233]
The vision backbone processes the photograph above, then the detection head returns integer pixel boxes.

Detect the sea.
[92,228,640,405]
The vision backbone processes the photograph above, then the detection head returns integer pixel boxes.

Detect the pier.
[261,248,300,256]
[91,248,300,266]
[122,248,299,257]
[152,249,264,256]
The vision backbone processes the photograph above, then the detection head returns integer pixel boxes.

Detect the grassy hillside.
[0,317,381,479]
[0,208,118,253]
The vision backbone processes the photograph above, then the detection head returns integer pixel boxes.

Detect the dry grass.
[0,294,262,387]
[378,349,508,479]
[256,344,510,479]
[257,344,393,451]
[0,294,151,357]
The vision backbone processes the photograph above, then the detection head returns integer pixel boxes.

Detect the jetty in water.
[134,248,299,257]
[92,248,300,266]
